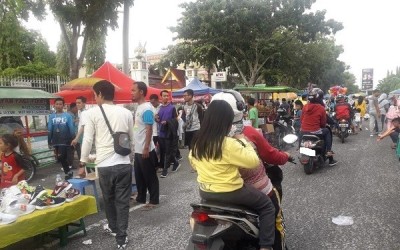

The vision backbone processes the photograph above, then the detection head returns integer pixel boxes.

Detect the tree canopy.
[48,0,134,79]
[377,70,400,94]
[169,0,344,88]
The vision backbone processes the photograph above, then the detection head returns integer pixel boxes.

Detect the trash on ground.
[41,179,45,182]
[82,239,92,245]
[332,215,354,226]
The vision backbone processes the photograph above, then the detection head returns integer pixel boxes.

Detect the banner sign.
[362,68,374,90]
[0,99,50,116]
[212,72,227,82]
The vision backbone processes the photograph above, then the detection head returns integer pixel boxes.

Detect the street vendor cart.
[0,87,59,181]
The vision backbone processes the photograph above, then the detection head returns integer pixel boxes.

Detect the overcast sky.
[24,0,400,88]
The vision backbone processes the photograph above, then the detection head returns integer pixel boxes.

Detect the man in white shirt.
[78,80,134,250]
[132,82,159,210]
[71,96,89,171]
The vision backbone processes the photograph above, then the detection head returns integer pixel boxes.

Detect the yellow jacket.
[189,137,260,193]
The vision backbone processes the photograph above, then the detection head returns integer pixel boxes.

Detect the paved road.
[6,122,400,249]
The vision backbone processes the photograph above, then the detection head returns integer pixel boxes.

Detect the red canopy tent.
[57,62,163,104]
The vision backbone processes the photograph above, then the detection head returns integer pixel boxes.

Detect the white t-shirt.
[152,105,160,137]
[134,103,155,154]
[81,104,135,167]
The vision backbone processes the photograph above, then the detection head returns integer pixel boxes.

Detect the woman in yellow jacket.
[354,96,367,120]
[189,100,275,250]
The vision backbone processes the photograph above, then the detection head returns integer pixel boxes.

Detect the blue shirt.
[48,112,75,146]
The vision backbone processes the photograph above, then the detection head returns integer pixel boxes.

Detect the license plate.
[339,124,348,127]
[300,147,316,156]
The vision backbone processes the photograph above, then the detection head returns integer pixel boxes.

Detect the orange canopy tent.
[57,62,163,104]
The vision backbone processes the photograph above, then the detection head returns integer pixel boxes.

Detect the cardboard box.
[260,123,275,133]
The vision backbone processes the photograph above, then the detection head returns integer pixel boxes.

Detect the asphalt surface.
[5,121,400,249]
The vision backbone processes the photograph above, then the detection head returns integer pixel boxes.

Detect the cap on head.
[211,90,245,122]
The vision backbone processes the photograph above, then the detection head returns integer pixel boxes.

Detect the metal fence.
[0,75,68,93]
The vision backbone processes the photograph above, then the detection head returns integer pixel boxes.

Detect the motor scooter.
[186,135,297,250]
[299,133,327,175]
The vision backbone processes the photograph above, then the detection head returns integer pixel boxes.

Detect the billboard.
[362,68,373,90]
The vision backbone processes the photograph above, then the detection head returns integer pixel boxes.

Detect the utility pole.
[122,0,132,75]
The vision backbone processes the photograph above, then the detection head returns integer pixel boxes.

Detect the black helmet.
[308,88,324,103]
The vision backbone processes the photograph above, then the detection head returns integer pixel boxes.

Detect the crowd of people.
[3,79,400,250]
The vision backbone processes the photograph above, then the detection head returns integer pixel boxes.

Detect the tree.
[0,0,45,70]
[377,72,400,94]
[85,30,106,75]
[48,0,134,79]
[172,0,343,86]
[56,34,70,77]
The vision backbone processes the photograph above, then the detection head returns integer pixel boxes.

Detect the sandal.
[326,151,335,157]
[140,203,157,211]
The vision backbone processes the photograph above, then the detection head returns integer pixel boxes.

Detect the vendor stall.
[172,78,221,102]
[0,87,59,171]
[234,84,299,124]
[0,195,97,248]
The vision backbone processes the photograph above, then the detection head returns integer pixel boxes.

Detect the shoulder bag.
[99,105,131,156]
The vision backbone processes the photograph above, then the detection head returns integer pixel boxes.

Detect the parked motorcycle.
[186,135,297,250]
[299,134,327,174]
[273,108,295,150]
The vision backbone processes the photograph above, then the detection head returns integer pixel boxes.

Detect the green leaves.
[171,0,344,87]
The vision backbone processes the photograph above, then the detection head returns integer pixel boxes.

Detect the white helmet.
[211,90,245,123]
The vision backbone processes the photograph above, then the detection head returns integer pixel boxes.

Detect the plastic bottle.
[55,174,62,185]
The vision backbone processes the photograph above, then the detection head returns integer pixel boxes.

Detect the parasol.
[61,77,120,91]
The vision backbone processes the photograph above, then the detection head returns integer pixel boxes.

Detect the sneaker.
[103,223,117,237]
[16,181,35,195]
[329,160,338,167]
[29,185,47,205]
[160,168,168,178]
[51,181,72,197]
[172,163,181,172]
[65,171,73,180]
[117,237,128,249]
[65,188,80,202]
[3,199,36,216]
[176,156,183,161]
[33,193,65,210]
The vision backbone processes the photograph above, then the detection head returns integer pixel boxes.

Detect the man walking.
[368,89,381,136]
[78,80,134,250]
[48,98,75,180]
[132,82,159,210]
[183,89,203,149]
[247,97,259,128]
[156,90,180,178]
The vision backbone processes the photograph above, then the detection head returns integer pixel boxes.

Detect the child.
[293,100,303,134]
[0,134,28,188]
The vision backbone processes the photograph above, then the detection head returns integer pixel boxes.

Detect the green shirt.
[249,107,259,128]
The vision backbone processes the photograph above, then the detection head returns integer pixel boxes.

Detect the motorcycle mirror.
[283,134,298,144]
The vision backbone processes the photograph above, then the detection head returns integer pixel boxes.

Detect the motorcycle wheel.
[341,133,345,143]
[277,130,286,150]
[303,160,314,175]
[23,155,38,182]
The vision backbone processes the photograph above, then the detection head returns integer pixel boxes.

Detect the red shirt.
[243,126,289,165]
[1,152,25,188]
[300,103,327,132]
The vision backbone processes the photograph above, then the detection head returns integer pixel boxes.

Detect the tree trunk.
[122,0,130,76]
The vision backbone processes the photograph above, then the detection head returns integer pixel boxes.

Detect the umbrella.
[61,77,120,91]
[389,89,400,95]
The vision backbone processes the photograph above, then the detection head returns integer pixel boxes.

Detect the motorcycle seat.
[301,134,322,141]
[190,201,258,217]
